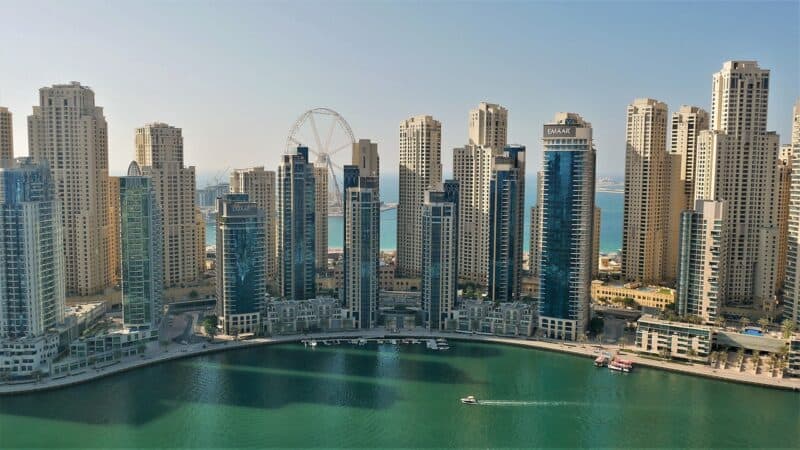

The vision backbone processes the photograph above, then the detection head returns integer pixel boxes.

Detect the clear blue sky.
[1,0,797,181]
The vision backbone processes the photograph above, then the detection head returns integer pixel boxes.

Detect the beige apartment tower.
[135,123,201,287]
[784,99,800,326]
[622,98,672,285]
[777,145,793,292]
[0,107,13,167]
[230,167,277,284]
[454,102,508,286]
[397,115,442,278]
[695,61,781,309]
[669,106,709,211]
[469,102,508,149]
[28,82,112,296]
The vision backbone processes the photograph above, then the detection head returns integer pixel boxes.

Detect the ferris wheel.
[286,108,356,211]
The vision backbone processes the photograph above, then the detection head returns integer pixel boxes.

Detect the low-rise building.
[592,280,675,310]
[0,334,60,378]
[635,316,712,359]
[788,338,800,377]
[452,300,535,336]
[263,298,346,335]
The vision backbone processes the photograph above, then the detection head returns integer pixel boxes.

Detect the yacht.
[461,395,478,405]
[309,340,318,348]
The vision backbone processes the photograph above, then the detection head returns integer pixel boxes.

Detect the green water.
[1,342,798,448]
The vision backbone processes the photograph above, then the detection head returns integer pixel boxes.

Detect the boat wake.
[476,400,585,407]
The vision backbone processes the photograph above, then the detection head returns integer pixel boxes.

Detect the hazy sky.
[1,0,798,182]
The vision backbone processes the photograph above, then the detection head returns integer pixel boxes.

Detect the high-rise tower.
[695,61,781,309]
[28,82,111,296]
[622,98,671,285]
[343,139,380,329]
[422,180,459,331]
[488,145,526,303]
[135,123,201,288]
[538,114,595,340]
[119,161,163,330]
[230,167,277,287]
[397,115,442,277]
[0,107,13,168]
[277,147,317,300]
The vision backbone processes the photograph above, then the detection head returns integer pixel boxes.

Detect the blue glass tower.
[277,146,316,300]
[488,145,526,303]
[538,114,596,340]
[216,193,267,335]
[119,161,163,330]
[423,180,459,330]
[0,157,65,339]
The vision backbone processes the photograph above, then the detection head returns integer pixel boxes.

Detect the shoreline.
[2,329,799,396]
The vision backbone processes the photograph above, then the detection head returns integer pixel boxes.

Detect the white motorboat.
[461,395,478,405]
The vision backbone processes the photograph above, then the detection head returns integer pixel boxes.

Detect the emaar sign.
[543,125,576,137]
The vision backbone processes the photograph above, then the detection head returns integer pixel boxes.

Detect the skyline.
[0,0,798,180]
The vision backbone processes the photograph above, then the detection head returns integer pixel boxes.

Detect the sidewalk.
[2,328,799,395]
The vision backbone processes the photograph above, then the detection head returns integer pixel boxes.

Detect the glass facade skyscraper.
[488,145,525,303]
[119,161,163,330]
[216,193,267,335]
[538,114,595,340]
[277,146,317,300]
[423,180,459,330]
[0,157,65,339]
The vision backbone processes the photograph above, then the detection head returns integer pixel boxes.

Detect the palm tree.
[714,316,726,329]
[739,317,750,329]
[781,319,796,339]
[736,348,745,370]
[757,317,770,331]
[751,351,760,373]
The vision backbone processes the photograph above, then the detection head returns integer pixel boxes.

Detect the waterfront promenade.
[2,328,799,395]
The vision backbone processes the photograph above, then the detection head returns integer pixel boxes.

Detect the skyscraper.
[669,106,709,210]
[230,167,277,287]
[592,207,602,279]
[468,102,507,148]
[216,193,266,335]
[622,98,671,285]
[135,123,201,288]
[784,99,800,326]
[0,157,65,337]
[313,165,328,273]
[529,172,544,278]
[119,162,163,330]
[343,139,380,329]
[695,61,781,309]
[0,158,65,375]
[277,146,316,300]
[107,176,121,285]
[777,145,793,292]
[0,107,13,168]
[453,144,493,285]
[453,103,508,286]
[397,115,442,277]
[538,114,595,340]
[422,180,459,331]
[676,200,728,324]
[28,82,111,296]
[488,145,525,303]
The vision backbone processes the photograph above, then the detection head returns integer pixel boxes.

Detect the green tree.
[713,316,726,329]
[203,315,219,342]
[659,347,671,360]
[757,317,770,330]
[589,317,604,335]
[189,290,199,299]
